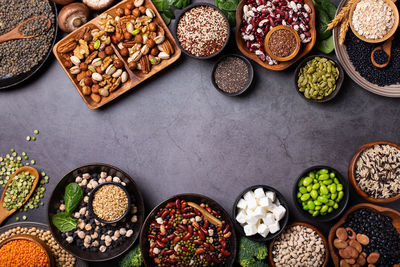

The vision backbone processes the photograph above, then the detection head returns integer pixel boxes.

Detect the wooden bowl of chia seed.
[212,54,254,96]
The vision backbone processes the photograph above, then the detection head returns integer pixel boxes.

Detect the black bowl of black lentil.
[139,193,237,267]
[173,3,230,59]
[47,163,145,262]
[0,0,57,89]
[212,54,254,96]
[294,55,345,103]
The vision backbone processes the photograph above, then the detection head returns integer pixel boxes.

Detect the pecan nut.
[57,39,77,53]
[140,55,151,74]
[84,51,98,64]
[161,39,174,56]
[122,41,136,48]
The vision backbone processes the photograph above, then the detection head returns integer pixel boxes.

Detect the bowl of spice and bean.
[269,222,329,267]
[348,141,400,203]
[212,54,254,96]
[294,55,344,102]
[0,0,57,89]
[293,165,349,222]
[47,163,145,262]
[140,193,237,266]
[174,3,230,59]
[328,203,400,267]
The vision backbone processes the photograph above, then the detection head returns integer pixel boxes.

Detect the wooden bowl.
[348,140,400,203]
[235,0,316,71]
[140,193,237,267]
[268,221,329,267]
[0,234,55,267]
[264,25,301,62]
[47,163,145,262]
[232,185,290,242]
[294,55,345,103]
[349,0,399,43]
[328,203,400,267]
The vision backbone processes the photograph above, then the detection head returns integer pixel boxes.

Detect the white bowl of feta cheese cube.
[233,185,289,241]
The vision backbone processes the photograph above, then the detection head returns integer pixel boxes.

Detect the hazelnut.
[150,47,159,56]
[105,46,114,55]
[139,6,146,14]
[132,8,140,17]
[88,43,95,52]
[116,7,124,16]
[113,59,123,69]
[111,35,118,44]
[86,70,93,76]
[98,51,106,59]
[133,34,143,44]
[115,33,123,42]
[124,32,132,41]
[126,1,134,10]
[84,32,92,42]
[96,66,103,74]
[148,22,157,32]
[128,61,137,70]
[91,84,100,94]
[146,39,155,49]
[84,77,93,86]
[64,60,73,68]
[80,62,88,71]
[120,47,129,57]
[92,78,98,84]
[124,8,131,16]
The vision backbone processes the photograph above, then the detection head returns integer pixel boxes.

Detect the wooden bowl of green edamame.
[293,165,349,222]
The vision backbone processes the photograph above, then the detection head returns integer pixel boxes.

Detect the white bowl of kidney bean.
[140,193,237,266]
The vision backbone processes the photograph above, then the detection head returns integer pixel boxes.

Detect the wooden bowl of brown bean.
[268,221,329,267]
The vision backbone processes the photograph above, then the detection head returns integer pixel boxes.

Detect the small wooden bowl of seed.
[212,54,254,96]
[264,25,301,62]
[349,0,399,43]
[348,140,400,204]
[88,182,131,224]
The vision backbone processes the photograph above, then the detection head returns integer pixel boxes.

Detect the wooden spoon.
[0,167,40,225]
[371,36,394,68]
[187,202,223,227]
[0,16,51,44]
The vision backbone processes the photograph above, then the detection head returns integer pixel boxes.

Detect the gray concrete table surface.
[1,0,400,265]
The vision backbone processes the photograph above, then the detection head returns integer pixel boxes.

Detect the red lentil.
[0,239,49,267]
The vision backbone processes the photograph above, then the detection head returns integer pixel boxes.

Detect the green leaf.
[226,11,236,26]
[163,8,175,19]
[160,13,172,25]
[64,182,83,215]
[216,0,238,11]
[152,0,170,11]
[52,212,78,232]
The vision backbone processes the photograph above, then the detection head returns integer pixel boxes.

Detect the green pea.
[299,186,307,194]
[301,194,310,201]
[321,205,328,213]
[306,185,312,192]
[312,183,320,190]
[337,184,343,191]
[310,190,318,199]
[303,177,313,186]
[320,185,329,195]
[318,174,329,180]
[329,184,337,194]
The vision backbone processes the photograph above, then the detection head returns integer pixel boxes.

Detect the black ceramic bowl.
[0,0,58,89]
[140,193,237,267]
[293,165,350,222]
[47,163,145,262]
[232,185,290,242]
[88,182,131,224]
[294,55,344,103]
[212,54,254,96]
[173,2,230,60]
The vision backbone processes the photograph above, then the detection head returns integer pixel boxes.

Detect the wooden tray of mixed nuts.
[53,0,181,110]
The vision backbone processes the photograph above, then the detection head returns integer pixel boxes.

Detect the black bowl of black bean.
[294,55,344,103]
[173,3,230,59]
[47,163,145,262]
[0,0,58,89]
[212,54,254,96]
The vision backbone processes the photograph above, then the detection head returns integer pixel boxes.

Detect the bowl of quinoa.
[174,3,230,59]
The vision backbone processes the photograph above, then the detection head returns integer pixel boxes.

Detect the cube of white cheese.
[243,191,256,201]
[245,212,260,225]
[272,205,286,221]
[257,223,270,238]
[246,197,258,211]
[236,210,247,224]
[236,198,248,210]
[268,221,280,234]
[259,197,272,208]
[265,203,276,212]
[262,213,275,226]
[265,191,276,202]
[244,224,258,236]
[253,206,267,219]
[253,188,265,199]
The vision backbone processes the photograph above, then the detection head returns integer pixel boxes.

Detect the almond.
[336,227,348,241]
[356,233,370,245]
[334,239,348,249]
[367,252,380,264]
[349,239,362,252]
